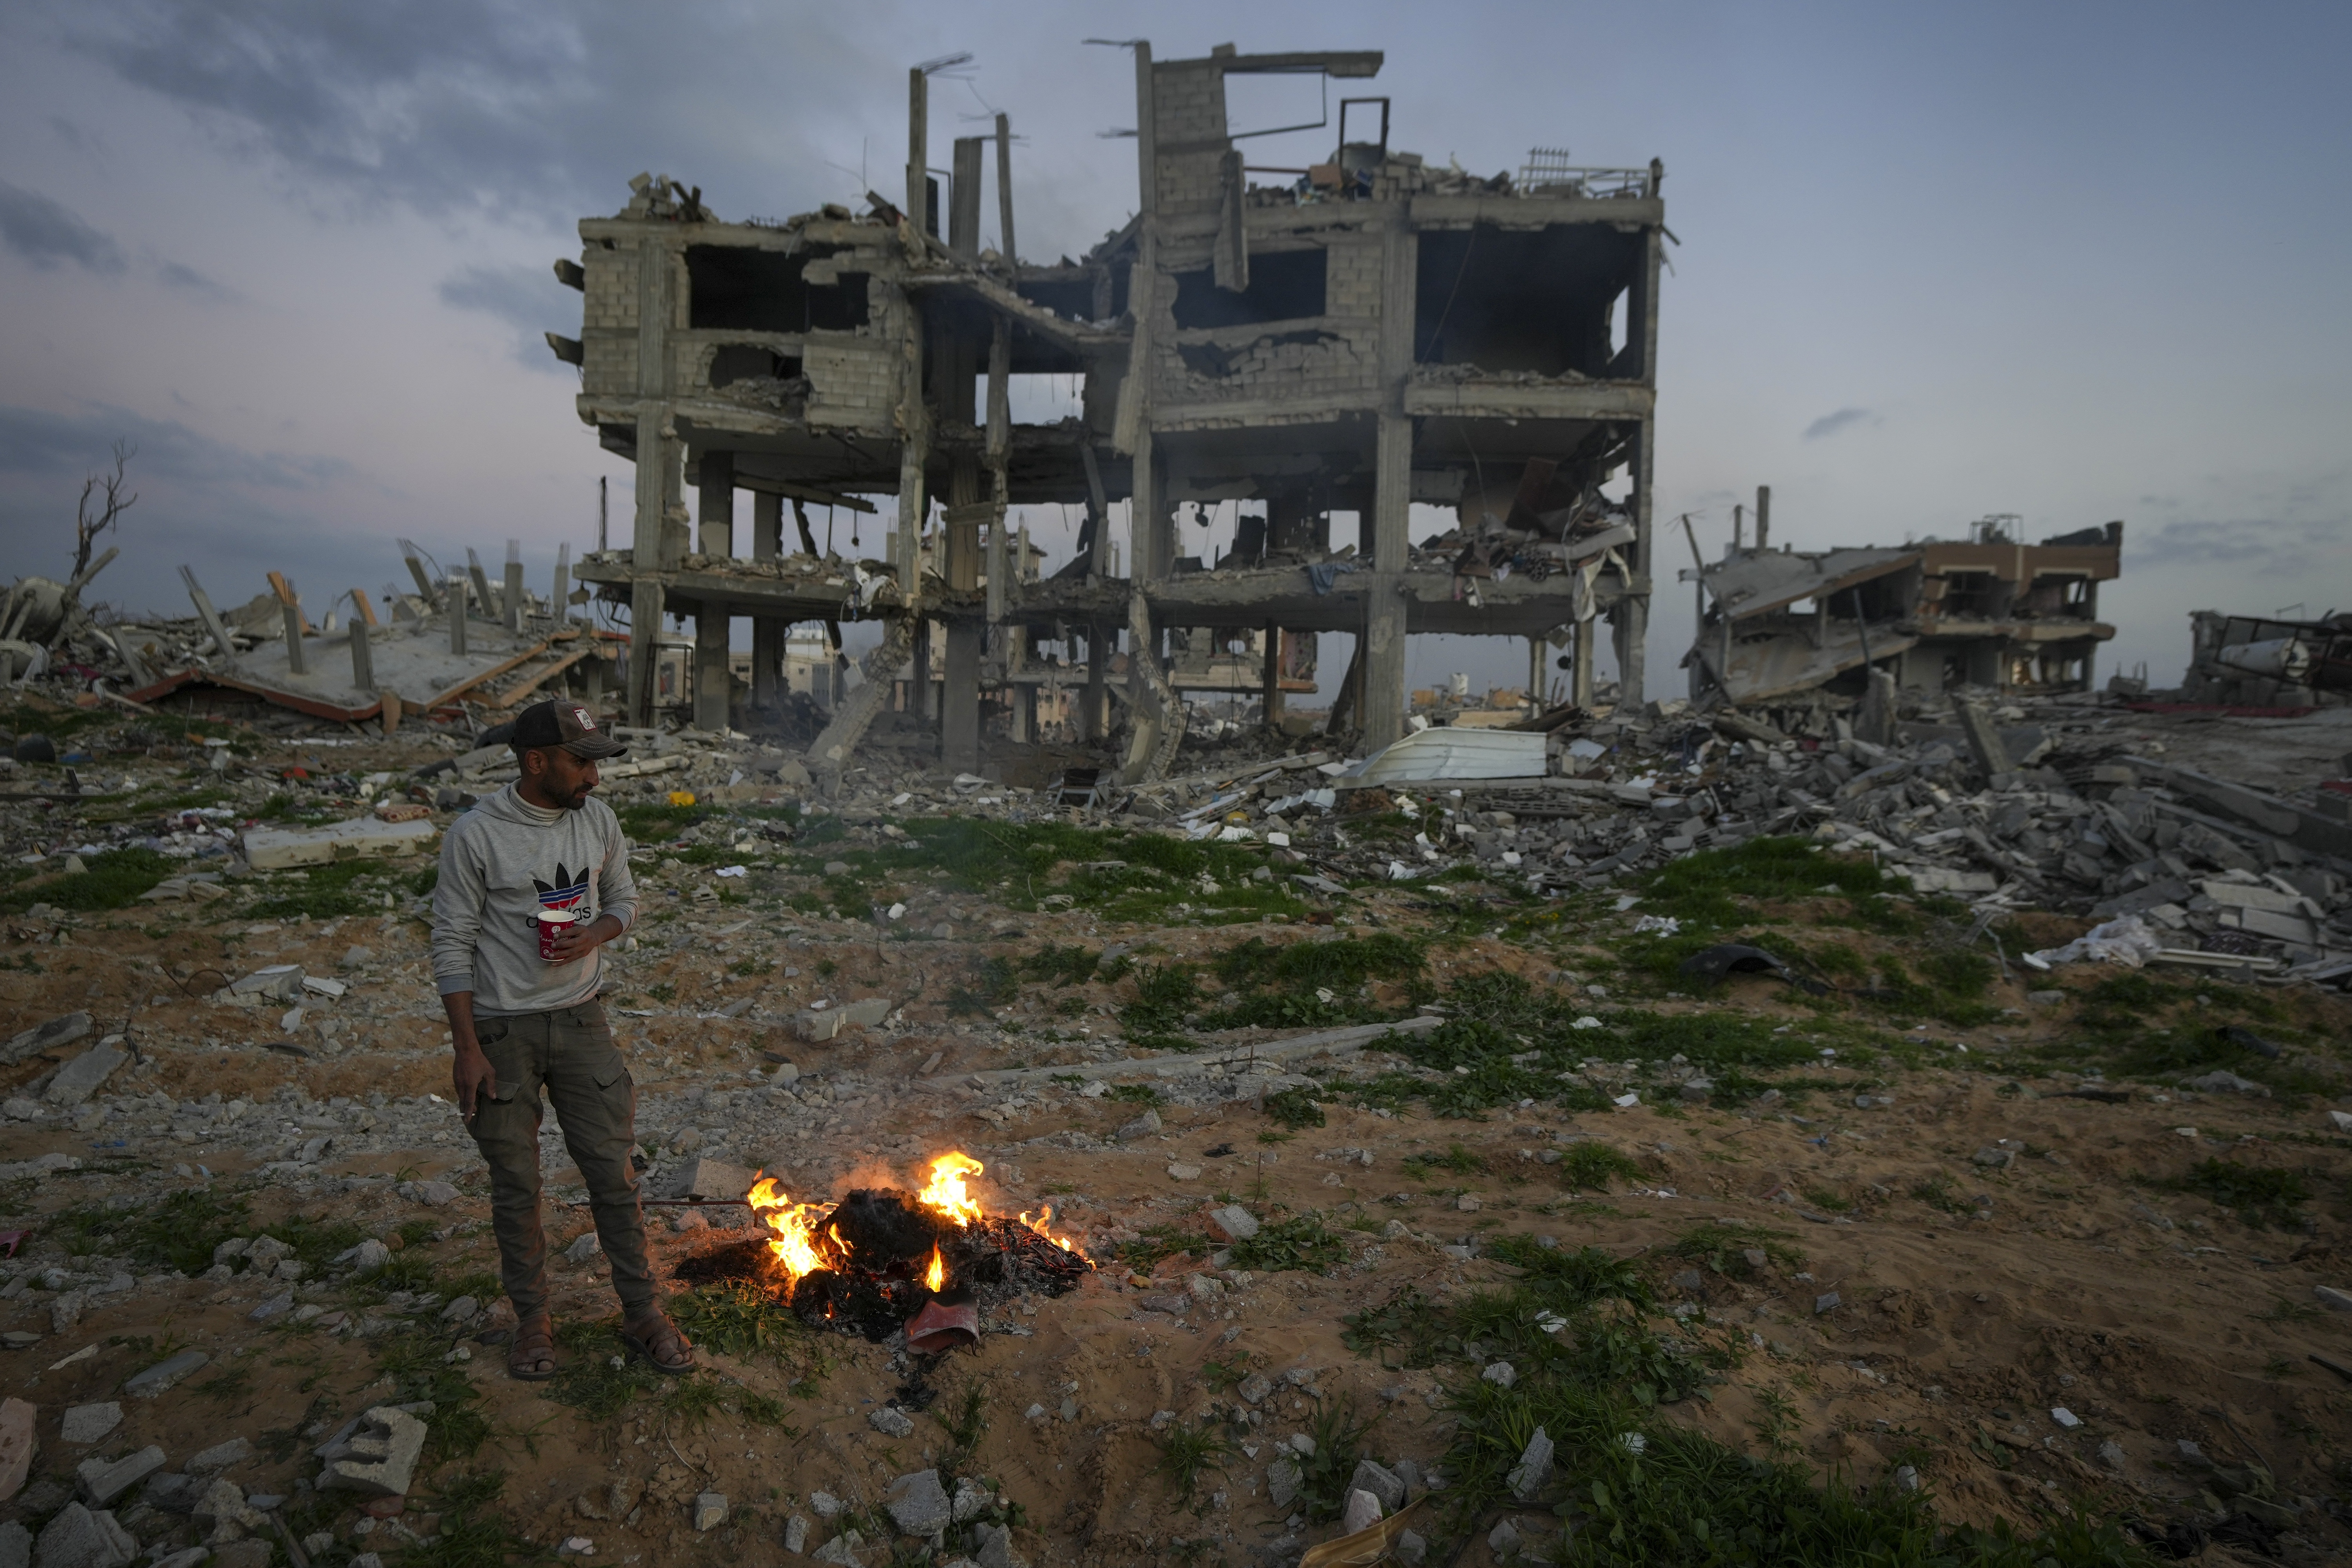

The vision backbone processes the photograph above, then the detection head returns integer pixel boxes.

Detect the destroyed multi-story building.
[552,40,1666,780]
[1680,506,2123,707]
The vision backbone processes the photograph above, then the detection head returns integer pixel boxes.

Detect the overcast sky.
[2,0,2347,702]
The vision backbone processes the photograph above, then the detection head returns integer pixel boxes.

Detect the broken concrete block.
[186,1438,249,1475]
[867,1406,914,1439]
[0,1398,34,1503]
[1507,1425,1554,1500]
[838,997,891,1028]
[1205,1205,1259,1242]
[123,1352,209,1399]
[563,1232,602,1264]
[811,1529,866,1566]
[396,1180,460,1207]
[1953,699,2012,775]
[782,1515,809,1554]
[316,1406,426,1497]
[49,1292,83,1335]
[42,1043,128,1107]
[691,1493,727,1532]
[0,1012,90,1066]
[1341,1488,1383,1534]
[1393,1528,1427,1565]
[75,1447,163,1507]
[59,1405,120,1446]
[1265,1458,1301,1511]
[31,1503,136,1568]
[793,1009,845,1043]
[1348,1458,1405,1513]
[191,1475,262,1538]
[1115,1109,1161,1142]
[241,816,436,871]
[664,1158,755,1202]
[884,1468,951,1536]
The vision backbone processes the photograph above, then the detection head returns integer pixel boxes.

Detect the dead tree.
[73,442,136,583]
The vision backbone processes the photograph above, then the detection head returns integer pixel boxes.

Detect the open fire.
[735,1152,1094,1345]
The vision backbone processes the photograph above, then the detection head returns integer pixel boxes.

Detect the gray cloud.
[439,262,573,372]
[1802,406,1875,441]
[2130,514,2348,575]
[157,260,241,302]
[51,0,892,230]
[0,180,125,273]
[0,401,347,491]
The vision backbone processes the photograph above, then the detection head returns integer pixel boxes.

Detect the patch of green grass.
[1020,943,1104,987]
[1106,1083,1165,1108]
[1635,835,1895,928]
[1116,1223,1214,1271]
[2165,1158,2313,1230]
[1910,1174,1975,1215]
[1,847,177,913]
[1555,1143,1646,1192]
[547,1318,659,1419]
[1156,1417,1234,1506]
[949,954,1019,1015]
[666,1281,809,1361]
[1402,1143,1485,1180]
[617,801,711,839]
[1292,1397,1377,1523]
[1227,1213,1348,1274]
[262,1210,370,1273]
[1262,1086,1325,1129]
[241,858,392,920]
[1121,962,1201,1039]
[56,1188,249,1274]
[1865,949,2002,1027]
[1665,1221,1801,1280]
[407,1470,541,1568]
[1799,1185,1853,1214]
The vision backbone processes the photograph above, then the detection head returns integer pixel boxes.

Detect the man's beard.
[551,781,593,810]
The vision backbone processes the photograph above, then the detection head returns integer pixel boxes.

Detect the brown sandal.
[621,1310,695,1376]
[508,1312,558,1381]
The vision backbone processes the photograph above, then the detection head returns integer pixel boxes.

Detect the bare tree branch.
[73,441,137,583]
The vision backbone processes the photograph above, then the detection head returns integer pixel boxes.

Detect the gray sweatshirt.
[429,783,639,1016]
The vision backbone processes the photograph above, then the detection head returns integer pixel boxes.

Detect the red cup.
[536,907,576,962]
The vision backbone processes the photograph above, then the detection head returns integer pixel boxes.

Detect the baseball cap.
[509,700,627,760]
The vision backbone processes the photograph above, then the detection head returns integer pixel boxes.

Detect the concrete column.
[1261,623,1284,730]
[349,614,372,692]
[949,137,983,260]
[1615,421,1652,706]
[1083,623,1108,740]
[942,621,983,773]
[697,450,734,559]
[906,67,928,237]
[626,402,670,726]
[448,568,470,657]
[553,542,572,625]
[693,605,730,732]
[751,492,783,710]
[1528,637,1544,711]
[502,542,524,632]
[911,618,932,719]
[1571,618,1595,708]
[1362,412,1412,751]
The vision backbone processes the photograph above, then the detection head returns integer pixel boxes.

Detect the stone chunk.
[75,1448,163,1506]
[811,1529,866,1566]
[1815,1292,1842,1315]
[1265,1458,1301,1511]
[187,1439,249,1474]
[42,1044,128,1108]
[1507,1425,1554,1500]
[0,1523,25,1568]
[191,1476,262,1537]
[316,1406,426,1497]
[2316,1285,2352,1312]
[347,1240,391,1272]
[971,1522,1014,1568]
[867,1406,914,1439]
[31,1503,135,1568]
[1342,1488,1383,1534]
[1,1012,91,1066]
[1393,1528,1427,1565]
[241,816,435,871]
[884,1468,951,1536]
[782,1514,809,1553]
[1205,1205,1259,1242]
[691,1493,726,1532]
[1970,1146,2014,1169]
[124,1352,209,1399]
[1348,1458,1406,1513]
[1115,1110,1162,1142]
[59,1405,120,1445]
[563,1233,602,1264]
[0,1399,31,1504]
[396,1180,460,1207]
[664,1158,755,1201]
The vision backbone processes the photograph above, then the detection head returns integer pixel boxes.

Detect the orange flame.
[1019,1204,1080,1254]
[918,1152,987,1227]
[924,1243,946,1292]
[747,1174,833,1283]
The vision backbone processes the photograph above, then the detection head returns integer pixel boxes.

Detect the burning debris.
[677,1154,1093,1345]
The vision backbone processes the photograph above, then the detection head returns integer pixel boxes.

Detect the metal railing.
[1515,148,1652,200]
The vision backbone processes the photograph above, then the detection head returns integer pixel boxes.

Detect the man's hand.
[441,989,495,1122]
[452,1042,499,1122]
[545,911,625,966]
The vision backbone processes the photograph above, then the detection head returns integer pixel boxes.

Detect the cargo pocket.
[475,1019,524,1104]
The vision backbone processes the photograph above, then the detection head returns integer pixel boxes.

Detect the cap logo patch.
[571,707,597,731]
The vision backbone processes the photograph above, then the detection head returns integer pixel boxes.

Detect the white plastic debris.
[2022,913,2163,970]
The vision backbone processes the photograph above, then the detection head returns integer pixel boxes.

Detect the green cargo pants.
[466,1001,655,1323]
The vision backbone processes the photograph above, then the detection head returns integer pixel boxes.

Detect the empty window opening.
[687,246,869,332]
[1171,249,1327,330]
[974,373,1088,425]
[711,347,803,388]
[1939,571,1998,618]
[1416,226,1642,376]
[1607,286,1628,359]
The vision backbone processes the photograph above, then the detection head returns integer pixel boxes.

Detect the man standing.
[430,699,692,1378]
